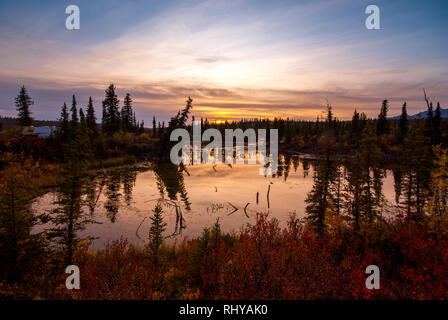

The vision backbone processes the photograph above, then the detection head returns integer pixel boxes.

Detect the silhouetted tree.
[152,116,157,138]
[58,102,70,143]
[397,102,408,144]
[148,203,167,264]
[121,93,134,132]
[86,97,97,137]
[376,99,390,136]
[15,86,34,126]
[434,102,442,145]
[102,84,120,134]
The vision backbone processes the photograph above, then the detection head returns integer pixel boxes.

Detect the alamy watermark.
[365,5,380,30]
[170,121,279,175]
[65,265,80,289]
[64,4,379,31]
[65,5,80,30]
[365,265,380,289]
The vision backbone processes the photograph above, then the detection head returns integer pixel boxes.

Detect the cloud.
[0,0,447,121]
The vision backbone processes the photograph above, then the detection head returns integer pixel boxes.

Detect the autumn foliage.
[0,211,440,300]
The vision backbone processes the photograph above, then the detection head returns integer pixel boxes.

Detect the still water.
[32,155,397,249]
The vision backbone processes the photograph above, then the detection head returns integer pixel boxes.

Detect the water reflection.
[44,167,97,265]
[33,155,400,250]
[153,163,191,210]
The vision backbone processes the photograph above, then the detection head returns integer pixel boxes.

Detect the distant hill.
[389,108,448,120]
[0,117,147,132]
[0,117,59,131]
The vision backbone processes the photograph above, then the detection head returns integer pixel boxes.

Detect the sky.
[0,0,447,123]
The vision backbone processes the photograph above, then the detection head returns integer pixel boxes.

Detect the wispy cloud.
[0,0,447,121]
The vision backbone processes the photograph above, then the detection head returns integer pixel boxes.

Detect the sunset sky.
[0,0,447,122]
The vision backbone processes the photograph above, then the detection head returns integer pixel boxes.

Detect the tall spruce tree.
[398,102,409,143]
[79,108,92,160]
[152,116,157,138]
[156,97,193,160]
[102,84,120,134]
[58,102,70,143]
[121,93,133,132]
[70,95,79,129]
[86,96,97,137]
[350,110,360,137]
[15,85,34,126]
[148,203,167,264]
[376,99,390,136]
[434,102,442,145]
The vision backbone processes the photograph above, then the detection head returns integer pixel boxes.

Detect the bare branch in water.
[135,217,147,240]
[244,202,250,218]
[227,202,239,215]
[267,183,272,208]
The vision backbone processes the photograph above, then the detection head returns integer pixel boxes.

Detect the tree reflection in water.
[152,163,191,237]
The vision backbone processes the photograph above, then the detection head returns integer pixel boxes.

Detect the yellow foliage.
[112,131,135,147]
[426,146,448,217]
[151,291,165,300]
[325,208,346,233]
[180,288,200,300]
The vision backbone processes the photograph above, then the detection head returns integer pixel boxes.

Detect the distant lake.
[32,155,398,249]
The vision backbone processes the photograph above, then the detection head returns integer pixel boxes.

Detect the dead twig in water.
[244,202,250,218]
[135,217,147,240]
[256,192,259,205]
[227,202,238,215]
[267,183,273,209]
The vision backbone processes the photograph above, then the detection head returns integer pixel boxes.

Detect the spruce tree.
[66,95,82,160]
[156,97,193,160]
[86,96,97,137]
[179,97,193,126]
[121,93,133,132]
[350,109,362,147]
[102,103,108,133]
[79,108,92,159]
[58,102,70,143]
[70,95,79,129]
[15,85,34,126]
[398,102,408,143]
[0,159,40,281]
[102,84,120,134]
[376,99,390,136]
[148,203,167,263]
[152,116,157,138]
[434,102,442,145]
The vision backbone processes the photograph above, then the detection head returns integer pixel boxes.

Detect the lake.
[32,155,398,249]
